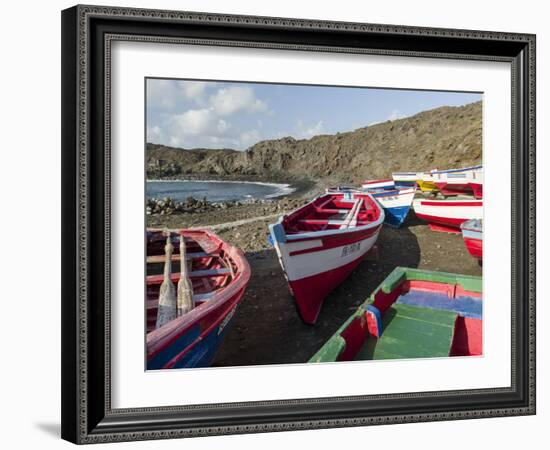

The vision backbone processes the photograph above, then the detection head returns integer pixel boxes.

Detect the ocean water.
[146,180,294,203]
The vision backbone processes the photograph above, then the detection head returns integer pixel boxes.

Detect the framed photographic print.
[61,4,536,444]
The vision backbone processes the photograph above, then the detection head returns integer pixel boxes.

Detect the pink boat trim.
[418,200,483,207]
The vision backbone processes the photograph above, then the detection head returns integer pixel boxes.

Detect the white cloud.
[147,80,179,109]
[147,80,212,109]
[172,109,214,136]
[148,82,270,149]
[294,120,325,139]
[204,135,239,148]
[239,130,261,148]
[181,81,207,101]
[388,109,406,121]
[367,110,408,126]
[147,125,163,143]
[168,109,235,147]
[209,86,267,116]
[217,119,230,134]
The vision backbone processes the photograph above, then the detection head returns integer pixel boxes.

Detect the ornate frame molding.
[61,5,536,444]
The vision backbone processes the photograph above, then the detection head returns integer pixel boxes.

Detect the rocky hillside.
[147,101,482,184]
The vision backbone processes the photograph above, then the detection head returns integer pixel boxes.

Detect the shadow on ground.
[35,423,60,438]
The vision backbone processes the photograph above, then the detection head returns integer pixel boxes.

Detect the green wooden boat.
[309,267,482,363]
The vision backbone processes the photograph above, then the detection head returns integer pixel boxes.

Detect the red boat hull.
[288,251,367,324]
[414,212,466,230]
[413,199,483,233]
[450,317,482,356]
[463,236,482,260]
[434,181,483,199]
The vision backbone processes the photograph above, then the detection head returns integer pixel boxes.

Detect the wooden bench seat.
[356,303,457,360]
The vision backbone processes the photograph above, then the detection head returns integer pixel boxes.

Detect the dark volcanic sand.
[147,204,482,367]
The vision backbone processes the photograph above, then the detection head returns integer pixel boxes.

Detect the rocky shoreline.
[146,193,309,250]
[146,176,319,233]
[146,195,271,216]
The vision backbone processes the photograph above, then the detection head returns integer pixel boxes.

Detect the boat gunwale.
[273,193,385,242]
[327,186,416,198]
[370,187,416,198]
[392,171,420,176]
[414,199,483,207]
[430,165,482,175]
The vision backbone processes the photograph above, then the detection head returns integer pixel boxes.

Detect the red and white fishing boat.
[413,197,483,233]
[461,219,483,261]
[361,179,394,190]
[146,229,251,369]
[392,171,421,187]
[269,192,384,324]
[431,166,483,199]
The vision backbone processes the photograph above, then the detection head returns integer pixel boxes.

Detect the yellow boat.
[417,180,438,192]
[417,172,438,193]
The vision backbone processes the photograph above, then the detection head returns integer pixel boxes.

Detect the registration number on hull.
[218,307,236,335]
[341,242,361,257]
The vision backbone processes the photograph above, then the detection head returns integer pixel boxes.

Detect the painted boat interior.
[356,302,458,360]
[146,230,237,334]
[360,287,480,361]
[311,269,482,363]
[281,194,382,234]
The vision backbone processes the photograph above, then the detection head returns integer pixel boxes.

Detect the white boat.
[413,197,483,233]
[361,179,395,190]
[432,167,483,199]
[392,171,421,187]
[269,192,384,324]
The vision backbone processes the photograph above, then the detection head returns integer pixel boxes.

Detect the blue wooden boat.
[327,183,417,228]
[367,186,417,228]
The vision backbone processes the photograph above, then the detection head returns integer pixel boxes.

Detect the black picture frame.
[61,4,536,444]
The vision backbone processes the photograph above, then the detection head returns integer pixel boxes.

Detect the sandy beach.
[146,191,482,367]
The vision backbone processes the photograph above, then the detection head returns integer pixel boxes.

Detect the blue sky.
[146,78,482,150]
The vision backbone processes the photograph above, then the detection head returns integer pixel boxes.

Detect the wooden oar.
[340,198,361,229]
[155,233,177,329]
[348,199,363,227]
[177,233,195,316]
